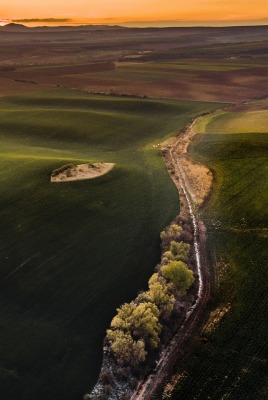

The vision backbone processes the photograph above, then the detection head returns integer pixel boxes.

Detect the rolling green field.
[171,106,268,399]
[194,109,268,135]
[0,89,219,400]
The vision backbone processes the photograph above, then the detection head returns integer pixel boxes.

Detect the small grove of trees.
[106,218,195,368]
[107,301,161,366]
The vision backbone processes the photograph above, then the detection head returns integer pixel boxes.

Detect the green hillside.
[171,104,268,400]
[0,89,218,400]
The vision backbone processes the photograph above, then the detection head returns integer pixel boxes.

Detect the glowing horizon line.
[1,16,268,27]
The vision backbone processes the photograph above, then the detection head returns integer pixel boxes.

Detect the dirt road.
[130,125,211,400]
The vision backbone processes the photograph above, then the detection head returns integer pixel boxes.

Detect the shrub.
[99,370,114,385]
[115,366,130,381]
[51,163,75,177]
[104,385,112,395]
[180,230,193,243]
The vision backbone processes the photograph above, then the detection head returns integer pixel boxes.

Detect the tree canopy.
[170,240,190,261]
[106,330,146,366]
[137,274,175,320]
[107,300,162,365]
[160,224,182,249]
[161,260,194,294]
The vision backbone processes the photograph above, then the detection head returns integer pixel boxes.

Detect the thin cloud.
[12,18,72,23]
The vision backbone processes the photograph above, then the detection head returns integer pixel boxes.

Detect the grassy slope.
[0,89,219,400]
[172,106,268,399]
[195,109,268,134]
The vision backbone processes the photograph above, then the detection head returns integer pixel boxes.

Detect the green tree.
[162,250,172,264]
[107,300,162,365]
[110,302,136,331]
[160,224,182,249]
[162,242,190,265]
[106,330,146,366]
[161,260,194,294]
[138,277,175,320]
[148,272,167,286]
[149,281,175,319]
[170,241,190,261]
[131,302,161,349]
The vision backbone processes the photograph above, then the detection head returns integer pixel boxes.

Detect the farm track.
[131,121,211,400]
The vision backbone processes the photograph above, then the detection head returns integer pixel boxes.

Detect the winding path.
[130,123,211,400]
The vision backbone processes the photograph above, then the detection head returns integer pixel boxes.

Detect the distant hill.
[0,23,126,32]
[1,23,29,31]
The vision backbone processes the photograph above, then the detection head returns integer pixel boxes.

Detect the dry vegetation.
[162,120,213,207]
[202,305,232,335]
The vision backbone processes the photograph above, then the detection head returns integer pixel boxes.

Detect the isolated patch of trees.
[106,215,195,368]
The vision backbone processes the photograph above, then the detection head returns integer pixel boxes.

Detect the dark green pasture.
[171,109,268,399]
[0,89,218,400]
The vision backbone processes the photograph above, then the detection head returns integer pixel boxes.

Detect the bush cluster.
[51,164,75,177]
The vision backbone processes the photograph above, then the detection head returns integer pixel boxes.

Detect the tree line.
[106,216,195,367]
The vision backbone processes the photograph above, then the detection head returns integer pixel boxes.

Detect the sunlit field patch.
[171,101,268,400]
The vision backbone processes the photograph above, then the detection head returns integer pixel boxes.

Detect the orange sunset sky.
[1,0,268,26]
